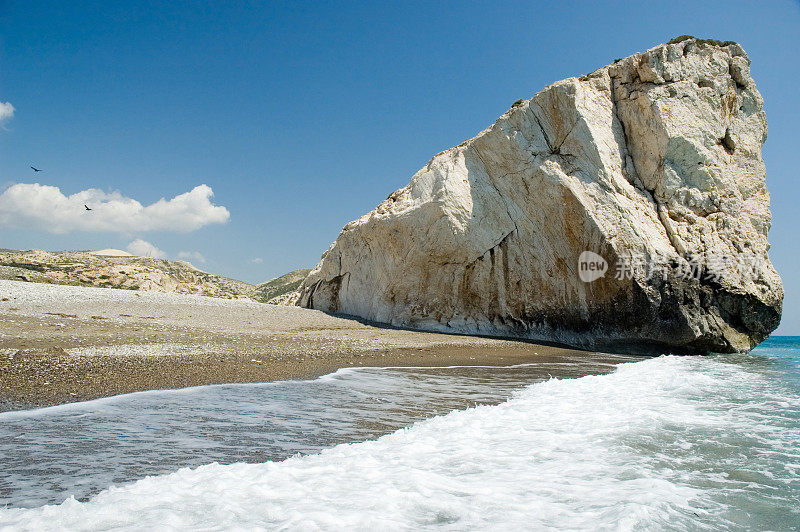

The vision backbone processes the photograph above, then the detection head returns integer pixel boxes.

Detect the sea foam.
[1,355,798,530]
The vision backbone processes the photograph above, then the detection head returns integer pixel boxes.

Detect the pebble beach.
[0,280,595,411]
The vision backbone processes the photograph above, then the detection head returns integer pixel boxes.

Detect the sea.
[0,337,798,530]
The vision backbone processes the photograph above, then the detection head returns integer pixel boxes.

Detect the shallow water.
[0,352,624,509]
[1,340,799,530]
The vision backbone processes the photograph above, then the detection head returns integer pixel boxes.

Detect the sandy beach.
[0,280,623,411]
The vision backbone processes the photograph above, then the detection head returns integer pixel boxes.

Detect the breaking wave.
[2,351,798,530]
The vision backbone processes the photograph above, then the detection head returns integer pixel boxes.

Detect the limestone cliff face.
[296,38,783,354]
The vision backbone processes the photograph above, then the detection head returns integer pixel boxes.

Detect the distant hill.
[252,269,312,303]
[0,249,309,303]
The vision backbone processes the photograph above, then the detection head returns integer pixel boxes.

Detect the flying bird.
[84,205,92,211]
[30,166,42,172]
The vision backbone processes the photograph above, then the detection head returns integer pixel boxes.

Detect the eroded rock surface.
[296,38,783,354]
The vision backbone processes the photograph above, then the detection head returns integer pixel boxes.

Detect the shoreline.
[0,280,638,411]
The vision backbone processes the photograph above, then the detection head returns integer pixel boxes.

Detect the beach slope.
[0,280,603,410]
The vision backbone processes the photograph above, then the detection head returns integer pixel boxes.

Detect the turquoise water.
[1,339,798,530]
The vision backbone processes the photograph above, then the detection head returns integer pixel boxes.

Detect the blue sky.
[0,1,798,333]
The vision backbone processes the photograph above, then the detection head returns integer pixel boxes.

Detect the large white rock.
[295,38,783,354]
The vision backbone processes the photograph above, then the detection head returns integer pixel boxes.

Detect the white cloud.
[177,250,206,264]
[0,102,14,124]
[0,183,229,233]
[126,239,167,258]
[251,257,263,264]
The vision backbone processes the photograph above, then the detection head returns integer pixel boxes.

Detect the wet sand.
[0,280,632,411]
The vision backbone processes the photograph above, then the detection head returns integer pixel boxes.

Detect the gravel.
[0,280,624,411]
